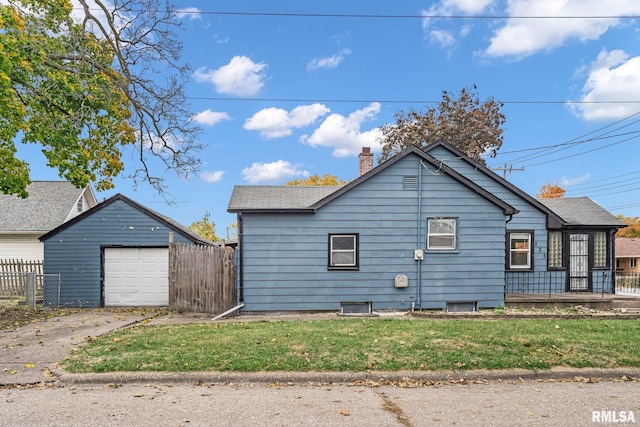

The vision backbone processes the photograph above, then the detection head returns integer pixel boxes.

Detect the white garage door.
[104,248,169,306]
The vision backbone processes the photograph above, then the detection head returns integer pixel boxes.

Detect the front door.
[568,234,590,291]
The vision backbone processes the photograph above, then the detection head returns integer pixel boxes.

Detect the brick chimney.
[358,147,373,176]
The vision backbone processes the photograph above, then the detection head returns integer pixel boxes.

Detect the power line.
[488,112,640,167]
[188,96,640,105]
[520,134,640,168]
[175,10,640,20]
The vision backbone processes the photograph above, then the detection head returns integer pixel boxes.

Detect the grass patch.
[61,318,640,373]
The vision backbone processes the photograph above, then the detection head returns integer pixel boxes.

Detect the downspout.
[237,213,244,305]
[504,214,513,304]
[212,303,245,321]
[610,229,616,295]
[415,160,423,308]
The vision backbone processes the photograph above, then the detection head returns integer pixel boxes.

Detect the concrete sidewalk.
[0,309,150,385]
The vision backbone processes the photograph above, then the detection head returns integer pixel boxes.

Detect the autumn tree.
[189,212,219,242]
[378,86,505,165]
[616,216,640,238]
[0,0,201,198]
[286,174,346,186]
[537,182,566,199]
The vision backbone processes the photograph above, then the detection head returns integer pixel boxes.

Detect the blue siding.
[428,145,550,271]
[240,154,508,311]
[42,199,196,308]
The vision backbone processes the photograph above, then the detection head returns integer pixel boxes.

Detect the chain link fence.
[0,272,61,308]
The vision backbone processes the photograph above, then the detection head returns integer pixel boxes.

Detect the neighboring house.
[40,193,213,308]
[0,181,96,261]
[616,238,640,274]
[228,141,625,313]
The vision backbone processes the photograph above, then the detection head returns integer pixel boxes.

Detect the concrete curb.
[54,367,640,386]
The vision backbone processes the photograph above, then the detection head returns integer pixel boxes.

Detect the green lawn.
[62,318,640,373]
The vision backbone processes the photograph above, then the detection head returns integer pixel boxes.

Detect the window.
[593,231,607,268]
[77,198,84,213]
[548,231,563,268]
[328,234,358,269]
[427,218,457,250]
[631,258,637,269]
[508,232,532,270]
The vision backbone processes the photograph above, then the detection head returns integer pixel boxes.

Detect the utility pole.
[491,163,525,179]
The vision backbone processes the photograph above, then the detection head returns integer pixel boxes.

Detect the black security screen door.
[569,234,590,291]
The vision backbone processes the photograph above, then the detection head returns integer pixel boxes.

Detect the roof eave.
[227,208,315,214]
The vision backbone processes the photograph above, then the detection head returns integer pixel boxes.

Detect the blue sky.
[22,1,640,237]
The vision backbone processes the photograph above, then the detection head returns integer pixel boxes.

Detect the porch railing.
[615,273,640,295]
[506,270,614,295]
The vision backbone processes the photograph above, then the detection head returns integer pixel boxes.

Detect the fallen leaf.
[25,362,35,368]
[339,409,350,416]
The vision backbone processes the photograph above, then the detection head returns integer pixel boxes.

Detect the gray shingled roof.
[536,197,626,227]
[228,186,340,212]
[615,238,640,257]
[0,181,87,232]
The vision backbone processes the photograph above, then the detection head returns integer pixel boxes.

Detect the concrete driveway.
[0,309,152,385]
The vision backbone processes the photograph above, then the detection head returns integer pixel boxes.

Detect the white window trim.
[329,234,358,268]
[509,232,532,270]
[427,218,457,251]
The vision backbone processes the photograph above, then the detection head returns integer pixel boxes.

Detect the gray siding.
[43,199,196,308]
[240,154,508,311]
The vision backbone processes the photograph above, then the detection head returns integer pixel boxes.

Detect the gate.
[42,274,62,308]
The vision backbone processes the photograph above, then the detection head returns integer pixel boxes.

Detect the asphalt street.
[1,310,639,426]
[2,379,639,426]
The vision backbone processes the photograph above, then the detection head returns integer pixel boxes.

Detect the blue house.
[228,141,625,313]
[40,194,212,308]
[424,141,626,295]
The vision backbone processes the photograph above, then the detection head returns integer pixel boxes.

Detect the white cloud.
[307,49,352,71]
[561,173,590,187]
[193,56,267,96]
[483,1,640,59]
[241,160,309,184]
[244,104,330,139]
[201,170,224,183]
[421,0,494,48]
[301,103,383,157]
[176,7,201,20]
[429,30,456,48]
[192,109,230,126]
[568,50,640,121]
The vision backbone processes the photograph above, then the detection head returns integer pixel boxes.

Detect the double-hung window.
[427,218,457,251]
[328,234,359,270]
[508,232,532,270]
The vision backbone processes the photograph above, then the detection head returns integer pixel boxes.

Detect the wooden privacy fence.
[169,244,236,314]
[0,259,43,296]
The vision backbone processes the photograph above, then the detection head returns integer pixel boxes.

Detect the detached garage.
[40,194,213,308]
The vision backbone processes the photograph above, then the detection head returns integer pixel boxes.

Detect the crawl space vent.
[340,302,372,315]
[446,302,477,313]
